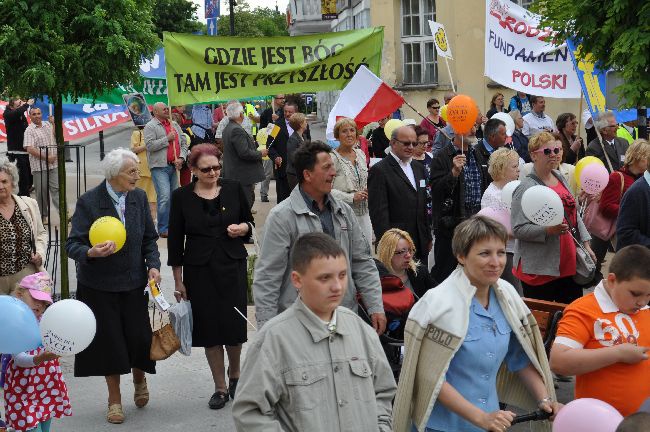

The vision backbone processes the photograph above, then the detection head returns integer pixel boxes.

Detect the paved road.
[1,121,574,431]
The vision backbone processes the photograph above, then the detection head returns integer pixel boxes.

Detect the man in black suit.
[267,101,298,203]
[368,125,432,264]
[586,111,629,172]
[222,102,268,208]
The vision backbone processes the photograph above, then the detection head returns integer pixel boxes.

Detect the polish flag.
[326,66,404,142]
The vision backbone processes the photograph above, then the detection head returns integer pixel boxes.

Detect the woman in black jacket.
[167,144,254,411]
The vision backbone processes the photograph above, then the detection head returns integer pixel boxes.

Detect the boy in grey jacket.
[233,233,397,431]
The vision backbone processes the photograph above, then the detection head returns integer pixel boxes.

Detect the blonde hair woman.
[512,132,595,303]
[482,148,522,293]
[331,117,372,246]
[519,133,578,197]
[375,228,433,298]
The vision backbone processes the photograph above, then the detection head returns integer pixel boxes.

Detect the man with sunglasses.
[369,126,432,265]
[586,111,629,172]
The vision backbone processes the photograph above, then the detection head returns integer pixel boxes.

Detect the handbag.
[150,308,181,361]
[581,172,624,241]
[563,208,596,285]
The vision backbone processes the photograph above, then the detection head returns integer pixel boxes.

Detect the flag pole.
[444,57,456,93]
[402,99,452,141]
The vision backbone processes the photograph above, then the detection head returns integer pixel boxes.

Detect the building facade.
[290,0,582,129]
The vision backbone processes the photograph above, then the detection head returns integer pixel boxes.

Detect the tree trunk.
[54,95,70,299]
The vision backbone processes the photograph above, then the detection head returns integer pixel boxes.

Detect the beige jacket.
[13,194,47,271]
[393,268,556,432]
[233,298,397,431]
[331,148,369,216]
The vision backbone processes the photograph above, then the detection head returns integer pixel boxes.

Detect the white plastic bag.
[168,300,193,356]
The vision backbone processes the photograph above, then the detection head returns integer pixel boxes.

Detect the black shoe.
[208,391,228,409]
[228,378,239,400]
[261,197,269,202]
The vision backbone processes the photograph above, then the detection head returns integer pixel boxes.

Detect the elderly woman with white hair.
[66,148,161,425]
[0,157,47,293]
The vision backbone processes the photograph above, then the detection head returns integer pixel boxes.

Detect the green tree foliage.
[534,0,650,108]
[0,0,159,296]
[152,0,204,39]
[217,1,289,37]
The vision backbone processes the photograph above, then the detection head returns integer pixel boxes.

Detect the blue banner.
[566,39,635,123]
[139,48,166,79]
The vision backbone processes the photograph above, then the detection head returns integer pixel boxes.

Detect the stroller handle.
[511,409,552,425]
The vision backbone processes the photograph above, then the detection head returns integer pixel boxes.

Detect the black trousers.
[7,153,32,196]
[431,230,457,284]
[276,176,290,203]
[522,277,583,304]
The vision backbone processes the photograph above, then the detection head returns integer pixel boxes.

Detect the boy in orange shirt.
[550,245,650,416]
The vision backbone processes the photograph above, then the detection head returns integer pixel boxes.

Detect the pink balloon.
[580,163,610,195]
[553,398,623,432]
[477,207,512,235]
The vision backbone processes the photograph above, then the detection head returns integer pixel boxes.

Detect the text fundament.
[163,28,384,105]
[484,0,581,98]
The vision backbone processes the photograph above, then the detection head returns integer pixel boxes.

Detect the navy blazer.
[66,181,160,292]
[167,178,253,267]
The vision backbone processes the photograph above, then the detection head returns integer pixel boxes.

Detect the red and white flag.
[326,66,403,142]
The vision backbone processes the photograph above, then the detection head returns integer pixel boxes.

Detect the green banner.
[163,27,384,105]
[68,78,169,105]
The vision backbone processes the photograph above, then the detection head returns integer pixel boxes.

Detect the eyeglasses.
[121,168,141,178]
[417,140,428,146]
[430,106,440,109]
[198,165,222,173]
[394,248,414,256]
[394,139,418,147]
[534,147,561,156]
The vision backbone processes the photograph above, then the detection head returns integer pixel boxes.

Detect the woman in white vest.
[393,216,561,432]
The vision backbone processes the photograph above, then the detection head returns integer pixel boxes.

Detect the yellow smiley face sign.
[428,20,453,59]
[435,28,448,53]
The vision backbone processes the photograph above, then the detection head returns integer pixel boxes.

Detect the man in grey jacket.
[144,102,188,237]
[221,102,268,208]
[234,233,396,431]
[253,141,386,333]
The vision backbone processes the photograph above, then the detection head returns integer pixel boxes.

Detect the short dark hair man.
[475,118,507,162]
[253,141,386,333]
[234,232,396,431]
[4,97,34,196]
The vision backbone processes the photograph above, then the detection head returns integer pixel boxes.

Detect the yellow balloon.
[384,119,405,140]
[256,129,270,160]
[440,104,448,122]
[89,216,126,252]
[574,156,605,187]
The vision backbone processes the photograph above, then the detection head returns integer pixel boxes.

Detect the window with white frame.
[401,0,437,85]
[353,9,370,29]
[511,0,534,8]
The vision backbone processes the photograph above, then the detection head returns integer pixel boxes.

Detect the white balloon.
[521,185,564,227]
[492,112,516,137]
[40,299,96,356]
[500,180,521,209]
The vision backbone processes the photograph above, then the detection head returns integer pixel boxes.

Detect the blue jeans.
[150,165,178,234]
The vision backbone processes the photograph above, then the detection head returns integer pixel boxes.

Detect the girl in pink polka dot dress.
[2,272,71,432]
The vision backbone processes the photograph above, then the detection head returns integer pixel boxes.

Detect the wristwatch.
[538,397,553,407]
